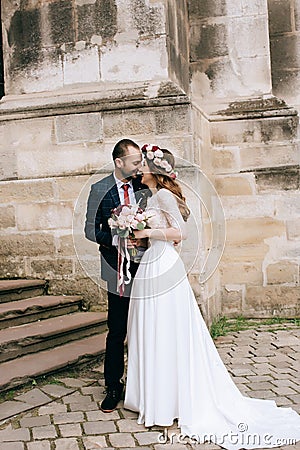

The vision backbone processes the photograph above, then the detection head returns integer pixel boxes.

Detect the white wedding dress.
[124,188,300,450]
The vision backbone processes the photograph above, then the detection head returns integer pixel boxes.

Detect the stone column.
[189,0,273,111]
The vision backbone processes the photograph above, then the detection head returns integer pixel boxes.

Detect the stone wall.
[2,0,168,94]
[268,0,300,111]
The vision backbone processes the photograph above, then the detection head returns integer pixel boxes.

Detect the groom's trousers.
[104,261,139,388]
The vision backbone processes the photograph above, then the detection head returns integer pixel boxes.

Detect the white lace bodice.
[145,188,187,235]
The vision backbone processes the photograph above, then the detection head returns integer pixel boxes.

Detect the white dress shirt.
[113,172,136,205]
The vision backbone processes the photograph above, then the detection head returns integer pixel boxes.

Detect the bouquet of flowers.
[108,204,151,240]
[108,203,153,295]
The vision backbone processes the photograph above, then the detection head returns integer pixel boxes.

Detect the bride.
[123,145,300,450]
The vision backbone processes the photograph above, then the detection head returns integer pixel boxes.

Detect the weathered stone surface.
[287,220,300,240]
[266,261,299,284]
[77,0,117,42]
[215,175,255,196]
[211,117,298,145]
[188,0,226,21]
[254,166,299,192]
[0,180,55,202]
[55,113,102,144]
[220,262,263,285]
[226,218,285,245]
[154,105,190,134]
[245,285,300,315]
[32,425,57,440]
[20,415,51,428]
[212,147,240,172]
[0,233,55,257]
[240,144,299,170]
[30,259,73,277]
[54,175,89,201]
[103,109,156,138]
[270,35,300,70]
[268,0,293,34]
[16,203,73,231]
[0,206,15,228]
[190,23,228,61]
[16,388,52,406]
[221,286,243,316]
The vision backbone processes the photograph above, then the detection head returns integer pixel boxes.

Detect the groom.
[85,139,148,412]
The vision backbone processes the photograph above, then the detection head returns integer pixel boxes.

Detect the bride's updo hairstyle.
[141,145,190,222]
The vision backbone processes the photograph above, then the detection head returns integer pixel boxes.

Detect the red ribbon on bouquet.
[117,237,132,297]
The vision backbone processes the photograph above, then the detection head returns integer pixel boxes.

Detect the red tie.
[122,184,130,205]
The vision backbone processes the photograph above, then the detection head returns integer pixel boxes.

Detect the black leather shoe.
[100,383,124,412]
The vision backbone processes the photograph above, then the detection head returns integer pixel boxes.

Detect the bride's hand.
[133,229,150,239]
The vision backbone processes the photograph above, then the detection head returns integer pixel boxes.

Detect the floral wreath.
[141,144,178,179]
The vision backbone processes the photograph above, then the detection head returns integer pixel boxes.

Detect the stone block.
[221,195,276,220]
[154,105,190,134]
[220,262,263,285]
[0,443,25,450]
[56,234,77,256]
[53,412,84,424]
[245,285,300,315]
[215,174,255,196]
[188,0,226,21]
[16,142,110,179]
[48,0,74,44]
[30,258,74,277]
[54,175,89,201]
[268,0,293,34]
[103,109,156,138]
[211,116,298,145]
[16,203,73,231]
[275,195,300,218]
[0,257,26,278]
[77,0,117,42]
[27,442,50,450]
[226,218,285,245]
[287,220,300,240]
[0,233,55,257]
[229,17,269,59]
[83,420,116,434]
[295,0,300,31]
[55,113,102,144]
[0,426,30,442]
[59,423,82,437]
[266,261,299,284]
[190,23,228,62]
[221,285,243,316]
[47,278,103,308]
[254,166,299,192]
[20,415,51,428]
[239,144,299,171]
[270,35,300,69]
[101,38,168,83]
[63,46,100,85]
[109,433,135,448]
[54,438,80,450]
[212,147,240,173]
[0,180,55,202]
[221,243,269,263]
[0,206,15,228]
[83,436,106,449]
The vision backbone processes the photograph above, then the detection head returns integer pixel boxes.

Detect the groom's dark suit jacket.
[84,173,148,285]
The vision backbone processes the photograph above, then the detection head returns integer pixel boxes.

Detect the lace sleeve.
[156,189,187,237]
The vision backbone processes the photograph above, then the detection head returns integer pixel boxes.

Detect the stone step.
[0,279,47,303]
[0,312,107,363]
[0,333,107,392]
[0,295,83,329]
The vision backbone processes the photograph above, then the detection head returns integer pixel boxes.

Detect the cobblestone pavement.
[0,324,299,450]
